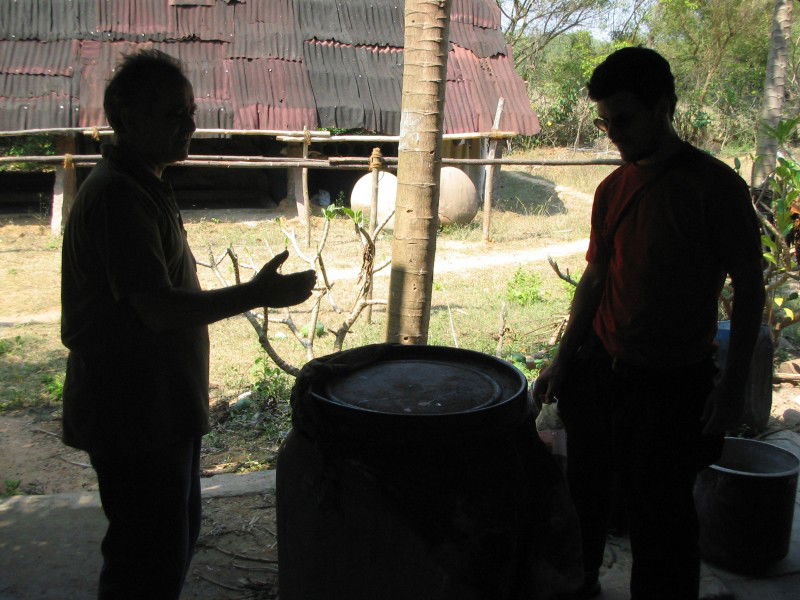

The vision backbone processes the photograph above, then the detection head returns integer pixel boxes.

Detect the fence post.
[366,147,386,324]
[481,98,504,243]
[51,135,76,235]
[302,127,312,248]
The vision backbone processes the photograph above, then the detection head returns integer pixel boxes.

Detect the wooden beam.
[482,98,505,243]
[51,135,77,235]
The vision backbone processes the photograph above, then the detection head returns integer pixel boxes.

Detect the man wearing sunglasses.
[533,47,764,600]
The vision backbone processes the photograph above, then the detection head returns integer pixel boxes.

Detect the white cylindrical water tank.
[350,171,398,230]
[438,167,479,225]
[350,167,479,229]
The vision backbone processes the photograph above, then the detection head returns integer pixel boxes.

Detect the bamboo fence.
[0,127,622,235]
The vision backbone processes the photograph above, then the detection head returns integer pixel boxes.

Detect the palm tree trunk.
[385,0,452,344]
[753,0,794,188]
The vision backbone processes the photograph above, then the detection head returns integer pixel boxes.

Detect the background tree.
[753,0,795,188]
[386,0,452,345]
[647,0,772,148]
[516,0,796,152]
[498,0,612,79]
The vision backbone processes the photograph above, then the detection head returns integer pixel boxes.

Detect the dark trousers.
[89,436,202,600]
[558,339,721,600]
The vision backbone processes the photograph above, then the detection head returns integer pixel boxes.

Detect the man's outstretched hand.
[252,250,316,308]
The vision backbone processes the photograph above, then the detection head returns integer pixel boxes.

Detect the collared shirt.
[61,144,209,452]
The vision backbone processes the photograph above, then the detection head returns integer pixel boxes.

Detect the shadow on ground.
[495,171,566,216]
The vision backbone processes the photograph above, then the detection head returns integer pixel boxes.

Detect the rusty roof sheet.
[0,72,76,99]
[0,94,77,130]
[295,0,405,48]
[173,1,234,42]
[303,39,404,133]
[229,57,316,130]
[231,0,302,60]
[194,97,234,129]
[0,0,94,41]
[0,40,80,76]
[451,0,501,29]
[446,44,540,135]
[95,0,175,41]
[230,22,302,61]
[449,21,507,58]
[0,0,538,136]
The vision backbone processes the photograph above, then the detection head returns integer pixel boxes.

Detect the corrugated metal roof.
[0,0,539,136]
[0,40,79,76]
[231,0,302,60]
[449,21,507,58]
[451,0,500,29]
[0,94,77,130]
[446,44,540,135]
[295,0,405,48]
[96,0,175,41]
[229,58,316,130]
[194,97,234,129]
[304,40,405,133]
[230,21,302,61]
[0,73,76,99]
[173,1,234,42]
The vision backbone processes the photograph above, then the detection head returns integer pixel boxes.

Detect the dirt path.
[325,237,589,280]
[0,308,60,326]
[0,413,97,495]
[0,238,590,326]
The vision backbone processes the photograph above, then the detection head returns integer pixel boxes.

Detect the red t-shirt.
[587,143,761,368]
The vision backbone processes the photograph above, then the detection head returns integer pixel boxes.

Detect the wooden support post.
[51,135,77,235]
[284,142,303,216]
[482,98,505,243]
[302,127,311,248]
[368,147,385,236]
[366,147,386,324]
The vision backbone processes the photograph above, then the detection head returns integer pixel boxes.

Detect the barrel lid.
[324,359,503,415]
[302,345,529,443]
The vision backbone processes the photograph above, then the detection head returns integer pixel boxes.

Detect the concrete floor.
[1,435,798,600]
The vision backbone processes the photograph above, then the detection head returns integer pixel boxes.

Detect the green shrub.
[506,267,544,306]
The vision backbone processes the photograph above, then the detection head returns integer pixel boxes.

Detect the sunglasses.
[593,113,637,133]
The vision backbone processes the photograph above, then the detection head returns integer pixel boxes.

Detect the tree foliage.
[498,0,612,78]
[506,0,800,151]
[647,0,772,148]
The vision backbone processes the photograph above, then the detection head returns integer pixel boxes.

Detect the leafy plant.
[42,372,65,402]
[0,335,24,357]
[2,479,21,497]
[0,135,56,172]
[334,191,348,208]
[506,267,544,306]
[741,117,800,344]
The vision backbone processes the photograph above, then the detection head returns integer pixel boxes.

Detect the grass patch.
[202,363,294,474]
[506,147,618,196]
[2,156,606,472]
[0,325,66,413]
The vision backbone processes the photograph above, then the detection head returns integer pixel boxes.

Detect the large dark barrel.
[713,321,773,433]
[694,437,799,573]
[276,344,582,600]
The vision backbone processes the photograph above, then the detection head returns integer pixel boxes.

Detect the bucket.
[276,343,582,600]
[694,436,799,573]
